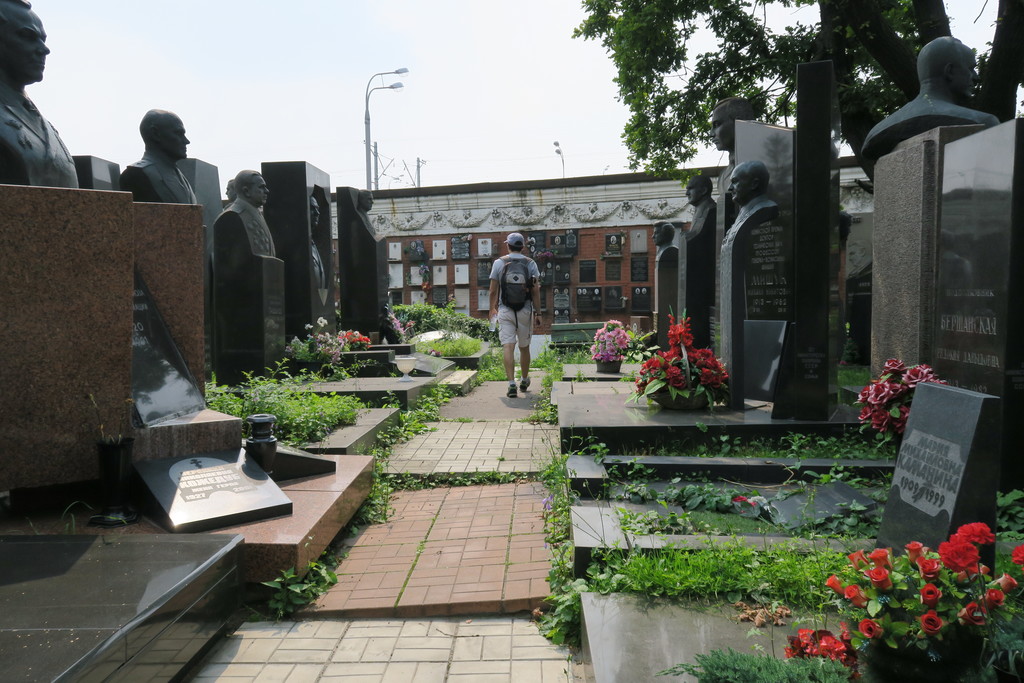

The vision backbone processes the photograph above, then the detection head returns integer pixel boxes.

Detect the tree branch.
[834,0,919,99]
[911,0,951,43]
[975,0,1024,120]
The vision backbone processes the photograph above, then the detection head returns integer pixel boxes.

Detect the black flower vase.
[89,438,139,527]
[245,414,278,474]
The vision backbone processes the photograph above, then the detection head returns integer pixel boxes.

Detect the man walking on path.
[489,232,541,398]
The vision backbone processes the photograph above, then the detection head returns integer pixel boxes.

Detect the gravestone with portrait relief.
[630,256,649,283]
[477,260,491,286]
[553,287,571,312]
[337,186,387,337]
[565,229,579,255]
[431,285,449,306]
[577,287,602,313]
[451,236,470,260]
[932,119,1024,489]
[604,286,624,311]
[876,382,999,561]
[263,162,335,340]
[632,286,652,314]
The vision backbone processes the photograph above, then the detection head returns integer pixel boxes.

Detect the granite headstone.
[630,256,649,282]
[932,119,1024,489]
[73,156,120,190]
[577,287,602,313]
[876,382,999,562]
[553,287,571,310]
[631,286,652,314]
[579,260,597,283]
[338,187,388,336]
[451,236,471,260]
[604,286,624,311]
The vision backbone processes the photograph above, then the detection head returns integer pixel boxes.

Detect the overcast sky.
[30,1,1002,195]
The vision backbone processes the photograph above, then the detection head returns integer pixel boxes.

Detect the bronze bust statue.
[0,0,77,188]
[862,36,999,162]
[685,174,716,239]
[727,160,778,230]
[221,170,275,256]
[120,109,197,203]
[711,96,756,167]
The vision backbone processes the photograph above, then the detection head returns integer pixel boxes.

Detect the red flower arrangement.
[785,626,858,674]
[828,523,1024,655]
[855,358,945,440]
[631,315,728,407]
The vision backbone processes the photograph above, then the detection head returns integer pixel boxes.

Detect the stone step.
[303,408,401,455]
[439,370,478,395]
[561,363,639,381]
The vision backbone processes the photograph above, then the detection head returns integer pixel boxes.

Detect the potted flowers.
[856,358,945,443]
[826,523,1024,681]
[591,319,630,373]
[631,315,728,409]
[285,318,373,370]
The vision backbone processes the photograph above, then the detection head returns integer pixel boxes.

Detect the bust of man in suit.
[221,170,274,257]
[727,160,779,231]
[0,0,77,187]
[862,36,999,162]
[120,109,197,203]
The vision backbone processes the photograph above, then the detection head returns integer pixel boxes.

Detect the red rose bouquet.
[828,523,1024,658]
[855,358,945,441]
[631,315,728,407]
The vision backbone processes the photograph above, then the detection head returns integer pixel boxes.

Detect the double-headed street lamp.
[553,141,565,178]
[365,67,408,191]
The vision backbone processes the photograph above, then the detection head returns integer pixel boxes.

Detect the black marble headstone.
[553,287,571,310]
[933,119,1024,488]
[338,186,388,336]
[409,240,427,261]
[876,383,999,559]
[555,262,571,284]
[743,320,787,402]
[73,155,120,190]
[132,272,205,426]
[577,287,602,313]
[605,260,621,281]
[263,162,335,340]
[554,309,571,325]
[565,229,579,255]
[550,232,567,255]
[790,61,841,421]
[579,260,597,283]
[135,449,293,533]
[529,231,546,252]
[605,233,623,255]
[632,286,652,314]
[656,244,679,350]
[212,208,286,386]
[451,236,471,260]
[541,261,555,286]
[683,204,717,350]
[605,286,624,311]
[630,256,649,282]
[431,285,449,306]
[477,260,491,286]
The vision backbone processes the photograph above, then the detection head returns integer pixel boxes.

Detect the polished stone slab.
[135,449,292,533]
[0,534,241,683]
[301,407,401,455]
[302,374,443,409]
[561,363,640,381]
[770,481,878,528]
[558,390,861,452]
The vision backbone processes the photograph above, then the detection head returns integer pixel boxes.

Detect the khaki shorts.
[497,306,533,347]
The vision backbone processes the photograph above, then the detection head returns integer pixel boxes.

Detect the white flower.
[316,317,328,328]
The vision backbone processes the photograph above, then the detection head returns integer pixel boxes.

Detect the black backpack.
[500,255,533,312]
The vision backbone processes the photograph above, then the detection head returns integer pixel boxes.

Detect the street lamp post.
[553,141,565,178]
[365,68,408,191]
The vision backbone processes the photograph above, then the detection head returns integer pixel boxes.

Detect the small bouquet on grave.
[630,315,728,408]
[286,317,346,364]
[825,523,1024,675]
[855,358,945,441]
[385,308,414,343]
[784,625,859,676]
[591,319,630,363]
[338,330,372,351]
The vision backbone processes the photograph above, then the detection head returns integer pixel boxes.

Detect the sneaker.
[519,376,531,392]
[507,383,518,398]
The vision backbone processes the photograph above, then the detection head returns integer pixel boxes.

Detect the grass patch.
[416,335,482,357]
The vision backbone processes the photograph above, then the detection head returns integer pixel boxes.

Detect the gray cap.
[506,232,525,247]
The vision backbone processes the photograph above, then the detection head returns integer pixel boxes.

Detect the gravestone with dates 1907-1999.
[876,382,999,565]
[931,119,1024,489]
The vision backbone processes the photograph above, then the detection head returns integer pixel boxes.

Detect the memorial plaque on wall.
[450,236,471,260]
[452,288,469,311]
[477,238,493,258]
[632,286,652,313]
[409,265,423,287]
[432,265,448,285]
[388,264,404,289]
[410,290,426,304]
[604,286,624,311]
[539,287,548,312]
[431,239,447,260]
[431,285,448,306]
[630,256,649,282]
[409,239,427,261]
[388,242,402,261]
[554,309,570,324]
[577,287,602,312]
[554,262,571,284]
[477,260,491,286]
[565,229,578,255]
[541,261,554,285]
[579,260,597,283]
[390,290,403,306]
[744,220,793,319]
[528,231,546,253]
[605,260,621,281]
[453,263,469,285]
[630,229,648,254]
[553,287,571,310]
[550,232,567,255]
[605,233,623,255]
[477,289,490,311]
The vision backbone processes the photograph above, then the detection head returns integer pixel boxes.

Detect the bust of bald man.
[862,36,999,162]
[120,109,197,203]
[0,0,77,187]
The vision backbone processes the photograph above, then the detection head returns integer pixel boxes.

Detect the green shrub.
[416,336,482,357]
[206,375,363,446]
[394,302,495,342]
[659,649,851,681]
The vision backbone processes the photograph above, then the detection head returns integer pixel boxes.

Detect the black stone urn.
[89,438,140,527]
[245,414,278,474]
